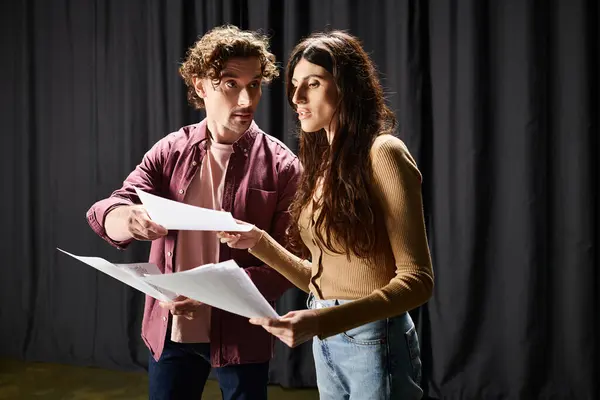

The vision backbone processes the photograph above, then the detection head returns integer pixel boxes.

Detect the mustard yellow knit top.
[249,134,434,338]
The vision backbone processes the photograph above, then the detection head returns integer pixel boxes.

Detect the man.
[86,25,301,400]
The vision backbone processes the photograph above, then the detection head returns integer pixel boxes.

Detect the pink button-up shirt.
[86,119,301,366]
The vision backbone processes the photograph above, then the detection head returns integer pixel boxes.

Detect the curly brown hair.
[179,25,279,109]
[285,31,397,260]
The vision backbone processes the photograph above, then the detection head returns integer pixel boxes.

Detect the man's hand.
[125,205,168,240]
[105,204,167,242]
[159,296,204,320]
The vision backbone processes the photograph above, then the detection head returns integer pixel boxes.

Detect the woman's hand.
[249,309,320,348]
[217,222,263,249]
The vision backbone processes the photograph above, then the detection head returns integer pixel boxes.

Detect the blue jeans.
[308,295,423,400]
[148,338,269,400]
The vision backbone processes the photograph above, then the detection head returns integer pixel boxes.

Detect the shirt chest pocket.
[244,188,278,230]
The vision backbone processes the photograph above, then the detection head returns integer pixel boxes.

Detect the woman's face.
[290,58,338,136]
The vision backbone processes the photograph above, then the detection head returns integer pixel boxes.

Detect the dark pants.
[148,338,269,400]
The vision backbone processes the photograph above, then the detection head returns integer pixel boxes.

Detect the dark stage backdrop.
[2,0,598,398]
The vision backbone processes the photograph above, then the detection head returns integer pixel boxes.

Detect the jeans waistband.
[307,292,353,310]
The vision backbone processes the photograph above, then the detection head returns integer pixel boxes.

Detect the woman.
[219,30,433,400]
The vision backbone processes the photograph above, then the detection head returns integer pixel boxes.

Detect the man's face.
[194,57,263,135]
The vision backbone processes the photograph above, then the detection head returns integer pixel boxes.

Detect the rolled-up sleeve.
[86,136,170,249]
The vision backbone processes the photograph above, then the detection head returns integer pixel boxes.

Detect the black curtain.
[2,0,598,398]
[425,1,599,399]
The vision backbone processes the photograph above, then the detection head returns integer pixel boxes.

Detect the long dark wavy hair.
[285,30,397,259]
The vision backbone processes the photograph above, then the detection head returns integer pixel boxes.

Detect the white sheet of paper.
[57,249,177,302]
[115,262,179,301]
[143,260,280,319]
[135,188,253,232]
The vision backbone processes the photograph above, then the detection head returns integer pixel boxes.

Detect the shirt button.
[179,189,184,194]
[162,316,167,322]
[167,251,172,257]
[192,161,197,166]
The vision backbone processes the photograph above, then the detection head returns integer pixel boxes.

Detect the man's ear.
[192,77,206,98]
